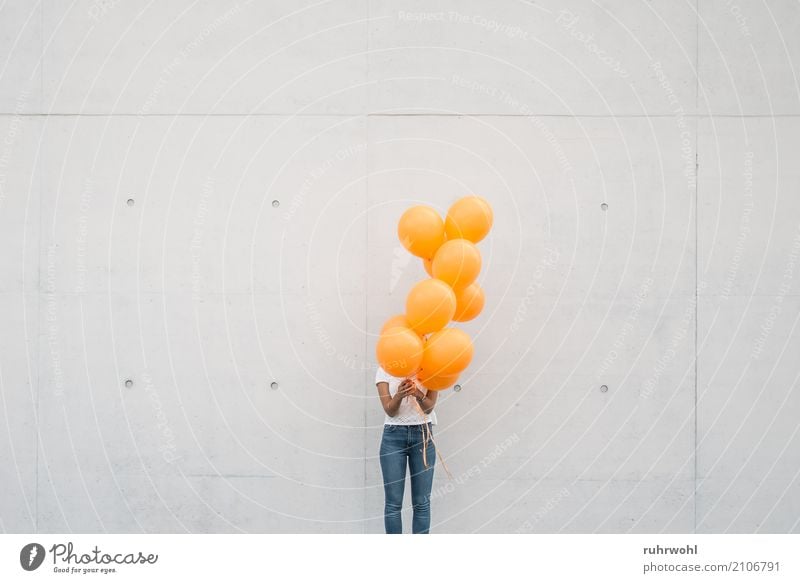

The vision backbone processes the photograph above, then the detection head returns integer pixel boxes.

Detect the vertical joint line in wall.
[36,0,44,533]
[693,144,698,522]
[693,0,699,535]
[363,0,370,529]
[693,144,699,535]
[40,0,43,111]
[363,138,369,534]
[365,0,370,85]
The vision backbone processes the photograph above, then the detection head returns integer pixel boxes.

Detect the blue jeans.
[379,422,436,534]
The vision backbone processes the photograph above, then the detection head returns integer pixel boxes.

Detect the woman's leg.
[408,423,436,534]
[379,425,407,534]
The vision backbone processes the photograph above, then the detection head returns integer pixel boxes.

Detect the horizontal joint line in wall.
[3,113,800,119]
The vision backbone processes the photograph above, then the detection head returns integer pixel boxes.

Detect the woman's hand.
[378,378,420,417]
[412,382,438,414]
[396,379,416,400]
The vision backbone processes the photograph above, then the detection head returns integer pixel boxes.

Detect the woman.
[375,365,439,534]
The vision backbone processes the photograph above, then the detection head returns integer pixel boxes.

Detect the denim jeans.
[379,422,436,534]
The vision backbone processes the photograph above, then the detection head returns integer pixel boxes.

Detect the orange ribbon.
[410,383,453,480]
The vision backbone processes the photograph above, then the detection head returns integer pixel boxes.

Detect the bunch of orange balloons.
[376,195,493,391]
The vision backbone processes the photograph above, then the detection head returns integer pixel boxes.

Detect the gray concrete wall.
[1,0,799,533]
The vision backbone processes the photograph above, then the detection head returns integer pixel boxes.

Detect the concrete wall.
[1,0,799,533]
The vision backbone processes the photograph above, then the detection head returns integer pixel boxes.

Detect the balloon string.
[410,390,453,480]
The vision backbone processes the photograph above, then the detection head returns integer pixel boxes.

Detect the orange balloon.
[432,239,481,289]
[419,327,473,377]
[422,256,434,277]
[376,326,423,377]
[445,195,493,243]
[380,314,409,334]
[418,371,460,391]
[453,283,485,322]
[397,205,446,259]
[405,279,456,335]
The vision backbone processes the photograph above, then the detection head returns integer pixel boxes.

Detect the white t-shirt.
[375,366,438,426]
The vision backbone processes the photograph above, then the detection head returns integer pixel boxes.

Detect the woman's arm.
[413,385,438,415]
[377,379,415,417]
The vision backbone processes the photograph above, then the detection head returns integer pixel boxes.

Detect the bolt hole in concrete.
[126,198,135,207]
[270,381,279,390]
[600,202,608,211]
[124,379,133,388]
[272,200,280,207]
[600,384,608,393]
[453,384,462,392]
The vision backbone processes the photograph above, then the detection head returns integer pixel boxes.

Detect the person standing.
[375,365,438,534]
